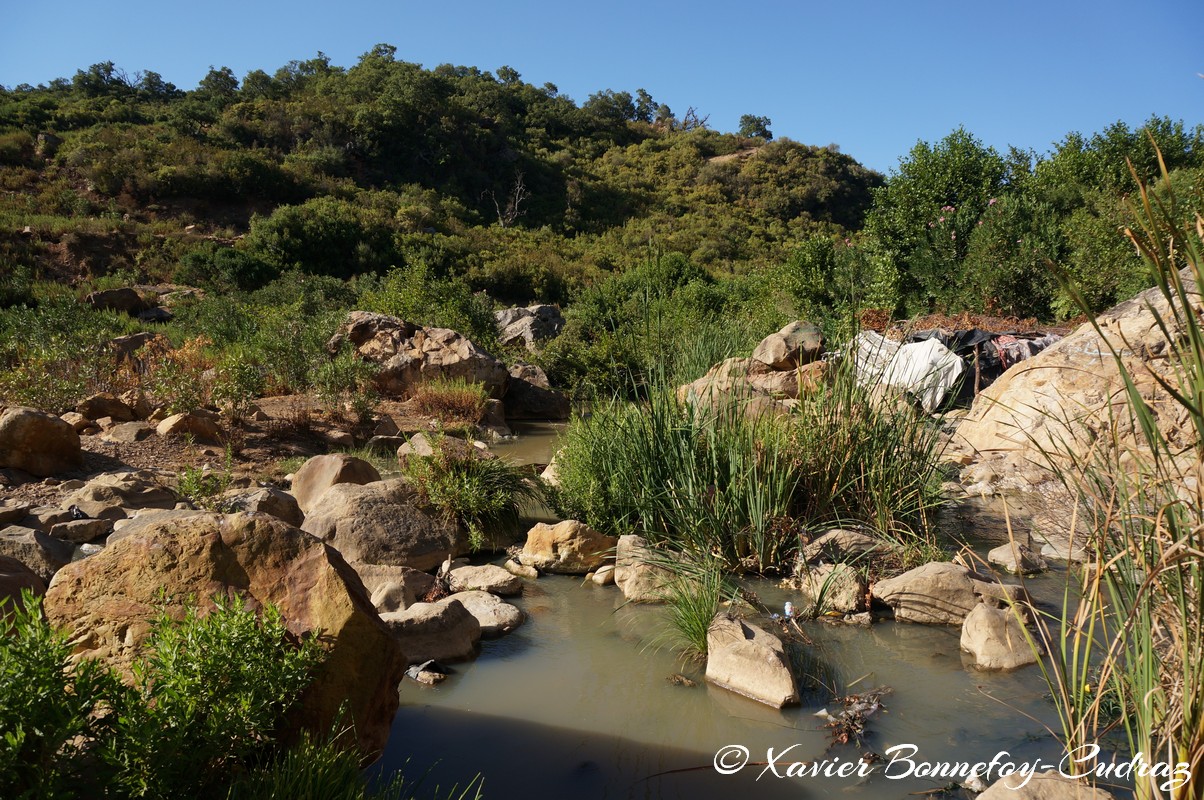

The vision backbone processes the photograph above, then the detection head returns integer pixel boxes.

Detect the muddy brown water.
[371,428,1094,800]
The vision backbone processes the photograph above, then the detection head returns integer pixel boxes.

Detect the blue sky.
[2,0,1201,174]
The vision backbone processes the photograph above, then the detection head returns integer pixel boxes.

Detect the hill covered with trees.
[2,46,1202,400]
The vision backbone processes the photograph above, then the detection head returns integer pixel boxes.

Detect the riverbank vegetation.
[1026,163,1204,799]
[0,592,480,800]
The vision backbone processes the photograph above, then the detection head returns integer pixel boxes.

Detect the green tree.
[865,126,1008,313]
[737,114,772,140]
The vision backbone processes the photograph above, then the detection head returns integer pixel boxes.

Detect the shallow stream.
[372,427,1083,800]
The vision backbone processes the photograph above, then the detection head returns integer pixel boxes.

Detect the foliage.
[409,378,488,428]
[0,592,336,800]
[104,594,325,799]
[1027,159,1204,799]
[644,552,739,661]
[553,387,801,572]
[554,360,944,572]
[402,434,539,551]
[313,345,379,423]
[0,590,121,800]
[357,263,498,349]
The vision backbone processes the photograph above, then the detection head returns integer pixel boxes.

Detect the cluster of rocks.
[678,320,827,414]
[0,446,557,758]
[327,311,570,421]
[494,304,564,350]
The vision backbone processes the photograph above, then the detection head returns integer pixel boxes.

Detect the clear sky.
[2,0,1200,174]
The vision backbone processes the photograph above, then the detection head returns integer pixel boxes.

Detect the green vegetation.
[553,364,944,574]
[0,592,480,800]
[401,434,540,551]
[409,378,489,428]
[1026,162,1204,799]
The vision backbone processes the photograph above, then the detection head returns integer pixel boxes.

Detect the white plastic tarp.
[852,332,965,414]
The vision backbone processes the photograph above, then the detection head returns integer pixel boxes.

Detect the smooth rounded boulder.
[519,520,616,574]
[43,511,406,758]
[290,453,381,514]
[301,478,467,572]
[0,407,83,477]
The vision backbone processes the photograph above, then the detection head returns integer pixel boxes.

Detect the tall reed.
[1030,153,1204,799]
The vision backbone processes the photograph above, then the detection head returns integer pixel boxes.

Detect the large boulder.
[871,562,1025,625]
[445,590,524,636]
[502,363,571,420]
[76,393,136,422]
[42,512,406,758]
[751,320,824,370]
[301,478,467,572]
[519,520,616,574]
[350,563,436,613]
[156,410,223,444]
[328,311,509,399]
[793,563,866,615]
[62,470,179,521]
[954,275,1197,489]
[448,564,522,597]
[379,598,480,664]
[960,602,1041,670]
[705,615,799,708]
[613,534,673,603]
[290,454,381,515]
[219,486,304,528]
[84,287,148,315]
[0,407,83,477]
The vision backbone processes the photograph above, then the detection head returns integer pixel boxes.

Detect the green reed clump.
[789,354,946,563]
[1028,153,1204,799]
[553,387,800,572]
[554,362,944,572]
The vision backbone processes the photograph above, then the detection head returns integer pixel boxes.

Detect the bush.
[0,592,327,800]
[244,197,397,279]
[409,377,488,428]
[402,434,539,551]
[0,591,120,800]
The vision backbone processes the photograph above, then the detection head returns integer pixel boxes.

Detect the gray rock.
[62,471,178,521]
[290,454,381,514]
[379,598,481,664]
[793,563,866,615]
[799,528,892,565]
[0,526,74,582]
[751,321,824,370]
[705,615,799,708]
[977,770,1116,799]
[350,562,436,613]
[49,518,112,544]
[156,411,223,444]
[872,562,1025,625]
[614,534,673,603]
[444,590,524,636]
[85,287,147,315]
[448,564,522,596]
[503,558,539,580]
[591,564,615,586]
[101,421,156,444]
[960,602,1041,670]
[301,479,467,572]
[219,487,304,527]
[988,541,1048,575]
[0,555,46,612]
[77,393,136,422]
